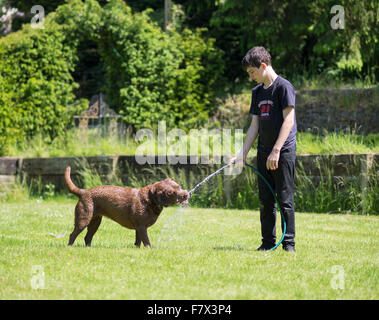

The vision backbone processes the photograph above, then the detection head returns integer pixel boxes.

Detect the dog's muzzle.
[177,190,190,206]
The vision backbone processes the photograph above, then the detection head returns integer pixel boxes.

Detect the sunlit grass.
[0,198,377,299]
[296,132,378,154]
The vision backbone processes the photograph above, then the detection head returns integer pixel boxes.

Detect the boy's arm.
[231,115,259,166]
[266,106,295,170]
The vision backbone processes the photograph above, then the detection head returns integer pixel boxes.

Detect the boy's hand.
[266,148,280,170]
[229,155,245,168]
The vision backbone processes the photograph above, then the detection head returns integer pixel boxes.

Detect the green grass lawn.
[0,198,378,300]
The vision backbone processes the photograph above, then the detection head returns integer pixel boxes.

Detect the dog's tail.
[64,166,84,197]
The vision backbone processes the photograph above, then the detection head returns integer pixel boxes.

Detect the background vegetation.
[4,0,379,81]
[0,0,378,155]
[0,0,224,154]
[0,0,378,214]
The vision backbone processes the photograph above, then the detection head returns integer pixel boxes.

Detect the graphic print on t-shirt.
[258,100,273,120]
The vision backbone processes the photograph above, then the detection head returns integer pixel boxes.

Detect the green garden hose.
[245,162,286,251]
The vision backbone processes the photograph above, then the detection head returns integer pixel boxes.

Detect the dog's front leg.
[136,226,151,248]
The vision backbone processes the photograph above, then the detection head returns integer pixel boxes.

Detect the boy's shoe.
[256,244,275,251]
[283,244,296,252]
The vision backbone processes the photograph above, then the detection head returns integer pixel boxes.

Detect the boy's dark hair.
[242,46,271,69]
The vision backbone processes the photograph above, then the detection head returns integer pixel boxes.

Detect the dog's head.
[150,178,189,207]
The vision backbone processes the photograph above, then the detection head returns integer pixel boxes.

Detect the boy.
[232,46,296,252]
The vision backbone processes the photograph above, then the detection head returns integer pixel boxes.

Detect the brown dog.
[64,166,189,248]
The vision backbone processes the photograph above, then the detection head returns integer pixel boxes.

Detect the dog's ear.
[149,184,167,208]
[155,183,176,206]
[148,184,157,199]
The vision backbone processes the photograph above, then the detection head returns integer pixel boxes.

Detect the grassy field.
[0,198,378,300]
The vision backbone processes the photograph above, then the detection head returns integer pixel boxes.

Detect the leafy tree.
[97,0,223,130]
[0,0,224,154]
[209,0,378,82]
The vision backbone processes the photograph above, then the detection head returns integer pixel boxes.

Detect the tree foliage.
[177,0,378,82]
[96,0,223,130]
[0,0,377,155]
[0,0,224,154]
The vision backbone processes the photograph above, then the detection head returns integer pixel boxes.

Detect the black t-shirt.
[249,75,297,152]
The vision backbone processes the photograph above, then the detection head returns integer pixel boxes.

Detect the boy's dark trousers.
[256,146,296,248]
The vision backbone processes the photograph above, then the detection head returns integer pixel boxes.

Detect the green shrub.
[0,16,87,155]
[99,0,224,130]
[50,0,223,131]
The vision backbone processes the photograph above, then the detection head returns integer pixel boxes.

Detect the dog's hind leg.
[84,215,102,247]
[68,200,93,246]
[68,226,85,246]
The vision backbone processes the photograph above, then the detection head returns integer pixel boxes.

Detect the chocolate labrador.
[64,166,189,248]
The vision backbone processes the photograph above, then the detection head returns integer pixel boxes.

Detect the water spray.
[188,163,232,197]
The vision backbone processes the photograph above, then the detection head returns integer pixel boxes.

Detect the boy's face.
[246,64,266,83]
